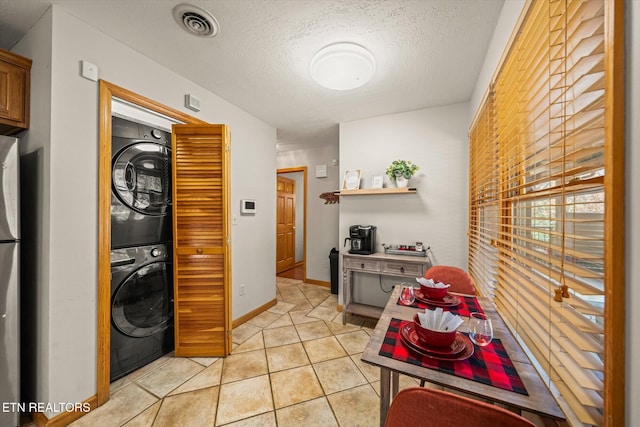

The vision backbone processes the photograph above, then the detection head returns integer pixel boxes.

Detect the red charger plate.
[400,322,474,361]
[414,290,462,307]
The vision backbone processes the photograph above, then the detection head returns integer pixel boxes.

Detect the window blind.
[468,90,499,300]
[467,0,623,424]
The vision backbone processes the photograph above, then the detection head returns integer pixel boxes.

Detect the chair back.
[424,265,476,295]
[384,387,536,427]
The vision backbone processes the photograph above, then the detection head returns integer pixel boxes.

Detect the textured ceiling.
[0,0,505,149]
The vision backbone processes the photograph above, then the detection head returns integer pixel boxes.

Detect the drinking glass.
[468,312,493,346]
[399,285,416,305]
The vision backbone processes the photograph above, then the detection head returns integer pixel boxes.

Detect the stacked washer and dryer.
[110,116,174,382]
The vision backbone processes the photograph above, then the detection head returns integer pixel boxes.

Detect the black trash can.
[329,248,339,295]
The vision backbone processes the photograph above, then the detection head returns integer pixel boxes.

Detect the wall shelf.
[335,187,417,196]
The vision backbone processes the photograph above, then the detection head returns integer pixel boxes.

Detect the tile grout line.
[75,280,383,427]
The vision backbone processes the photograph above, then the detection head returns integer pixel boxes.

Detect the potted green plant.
[386,159,419,187]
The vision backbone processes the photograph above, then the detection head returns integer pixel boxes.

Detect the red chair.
[419,265,476,389]
[424,265,476,295]
[384,387,536,427]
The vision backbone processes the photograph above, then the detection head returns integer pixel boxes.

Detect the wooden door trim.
[97,80,206,405]
[276,167,307,280]
[603,0,625,424]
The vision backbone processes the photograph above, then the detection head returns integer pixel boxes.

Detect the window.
[468,0,624,425]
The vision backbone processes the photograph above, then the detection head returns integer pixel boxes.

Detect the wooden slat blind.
[172,124,232,357]
[468,0,623,425]
[468,90,499,299]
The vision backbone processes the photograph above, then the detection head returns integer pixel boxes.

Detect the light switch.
[81,60,98,81]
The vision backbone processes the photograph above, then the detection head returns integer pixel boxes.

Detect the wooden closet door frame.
[97,81,207,405]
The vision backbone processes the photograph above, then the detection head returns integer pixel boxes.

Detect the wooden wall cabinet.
[0,49,31,135]
[172,124,232,357]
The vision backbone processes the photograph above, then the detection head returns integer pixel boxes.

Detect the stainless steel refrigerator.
[0,135,20,427]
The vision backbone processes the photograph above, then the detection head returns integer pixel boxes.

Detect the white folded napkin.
[416,277,451,289]
[417,307,463,332]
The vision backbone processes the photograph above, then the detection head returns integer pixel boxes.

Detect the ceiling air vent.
[173,3,220,38]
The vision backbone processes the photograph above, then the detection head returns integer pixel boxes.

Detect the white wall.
[13,5,276,417]
[626,0,639,423]
[277,145,340,282]
[339,103,469,306]
[12,7,53,407]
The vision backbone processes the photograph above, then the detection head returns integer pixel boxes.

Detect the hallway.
[276,264,304,281]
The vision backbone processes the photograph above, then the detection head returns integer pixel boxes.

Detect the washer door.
[112,261,173,338]
[112,142,171,216]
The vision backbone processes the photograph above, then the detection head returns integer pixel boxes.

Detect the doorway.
[276,167,307,280]
[97,81,233,406]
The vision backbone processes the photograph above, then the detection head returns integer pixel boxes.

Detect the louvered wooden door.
[172,124,231,357]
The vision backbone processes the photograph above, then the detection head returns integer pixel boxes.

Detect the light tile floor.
[59,277,423,426]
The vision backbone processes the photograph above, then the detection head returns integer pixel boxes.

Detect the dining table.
[360,285,566,427]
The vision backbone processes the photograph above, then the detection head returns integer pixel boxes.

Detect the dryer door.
[112,142,171,216]
[112,261,173,338]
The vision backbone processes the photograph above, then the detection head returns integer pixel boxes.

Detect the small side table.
[342,251,431,324]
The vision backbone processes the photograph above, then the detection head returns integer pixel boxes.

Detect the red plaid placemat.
[397,295,484,317]
[379,318,528,395]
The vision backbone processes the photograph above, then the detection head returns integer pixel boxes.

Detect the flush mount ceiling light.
[173,3,220,38]
[310,42,376,90]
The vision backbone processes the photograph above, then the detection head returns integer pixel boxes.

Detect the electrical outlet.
[239,284,245,296]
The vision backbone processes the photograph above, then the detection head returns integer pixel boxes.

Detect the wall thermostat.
[240,199,257,214]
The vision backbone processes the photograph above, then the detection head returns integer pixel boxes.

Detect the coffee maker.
[344,225,377,255]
